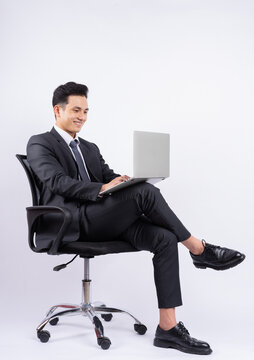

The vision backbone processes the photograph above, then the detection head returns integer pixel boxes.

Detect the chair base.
[36,301,147,349]
[36,258,147,349]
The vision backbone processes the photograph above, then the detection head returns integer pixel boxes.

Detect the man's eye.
[74,109,79,112]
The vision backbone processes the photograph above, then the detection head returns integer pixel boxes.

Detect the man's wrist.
[97,184,106,198]
[100,184,106,193]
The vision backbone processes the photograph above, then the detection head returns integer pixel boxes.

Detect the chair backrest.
[16,154,40,206]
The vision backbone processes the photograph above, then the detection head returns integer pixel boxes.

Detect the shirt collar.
[54,124,80,146]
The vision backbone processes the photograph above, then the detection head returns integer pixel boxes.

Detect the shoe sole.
[153,338,212,355]
[194,254,245,270]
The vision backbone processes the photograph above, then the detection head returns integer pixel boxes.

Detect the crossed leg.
[82,182,205,330]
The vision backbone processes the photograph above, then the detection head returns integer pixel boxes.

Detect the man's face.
[54,95,89,137]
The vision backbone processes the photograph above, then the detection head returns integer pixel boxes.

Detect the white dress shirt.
[54,124,91,180]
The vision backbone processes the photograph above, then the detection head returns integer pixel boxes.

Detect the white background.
[0,0,253,359]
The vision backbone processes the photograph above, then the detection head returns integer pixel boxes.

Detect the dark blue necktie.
[69,140,90,182]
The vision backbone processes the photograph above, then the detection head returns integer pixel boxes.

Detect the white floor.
[1,311,252,360]
[1,239,253,360]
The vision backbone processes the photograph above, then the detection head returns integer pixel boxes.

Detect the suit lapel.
[50,127,101,182]
[79,140,101,182]
[49,127,74,157]
[49,127,79,177]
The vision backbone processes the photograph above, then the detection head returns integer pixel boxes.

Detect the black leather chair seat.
[59,240,139,257]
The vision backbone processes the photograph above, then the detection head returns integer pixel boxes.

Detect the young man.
[27,82,245,355]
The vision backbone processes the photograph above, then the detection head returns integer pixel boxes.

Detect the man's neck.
[54,124,79,146]
[55,123,76,138]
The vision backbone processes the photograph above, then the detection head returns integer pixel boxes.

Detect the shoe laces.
[178,321,190,335]
[202,239,222,251]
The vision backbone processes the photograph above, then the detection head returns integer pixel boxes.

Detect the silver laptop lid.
[133,131,170,178]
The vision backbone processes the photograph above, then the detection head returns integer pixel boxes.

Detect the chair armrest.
[26,206,72,255]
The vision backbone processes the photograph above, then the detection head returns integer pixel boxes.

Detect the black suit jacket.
[26,127,120,249]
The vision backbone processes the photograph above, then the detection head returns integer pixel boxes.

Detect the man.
[27,81,245,355]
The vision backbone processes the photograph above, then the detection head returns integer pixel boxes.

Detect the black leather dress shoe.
[190,240,246,270]
[154,322,212,355]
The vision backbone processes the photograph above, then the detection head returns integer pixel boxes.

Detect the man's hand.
[100,175,130,193]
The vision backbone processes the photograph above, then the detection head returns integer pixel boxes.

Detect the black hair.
[52,81,89,107]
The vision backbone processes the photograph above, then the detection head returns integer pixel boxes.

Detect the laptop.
[99,130,170,196]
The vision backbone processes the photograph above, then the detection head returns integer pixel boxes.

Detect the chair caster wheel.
[49,317,59,326]
[134,323,147,335]
[37,330,51,343]
[101,313,113,322]
[97,336,111,350]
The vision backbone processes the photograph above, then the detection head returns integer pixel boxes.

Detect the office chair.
[16,154,147,350]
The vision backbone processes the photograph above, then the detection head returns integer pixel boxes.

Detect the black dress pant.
[80,182,191,308]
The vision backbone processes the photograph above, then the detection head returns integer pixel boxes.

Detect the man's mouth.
[73,121,82,126]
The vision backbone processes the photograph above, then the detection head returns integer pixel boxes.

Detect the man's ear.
[53,105,61,119]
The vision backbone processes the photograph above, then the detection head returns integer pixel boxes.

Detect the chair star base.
[36,258,147,349]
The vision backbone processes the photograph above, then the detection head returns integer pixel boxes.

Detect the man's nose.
[78,114,86,121]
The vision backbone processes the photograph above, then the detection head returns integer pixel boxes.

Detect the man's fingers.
[113,177,124,184]
[109,175,130,187]
[121,175,130,181]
